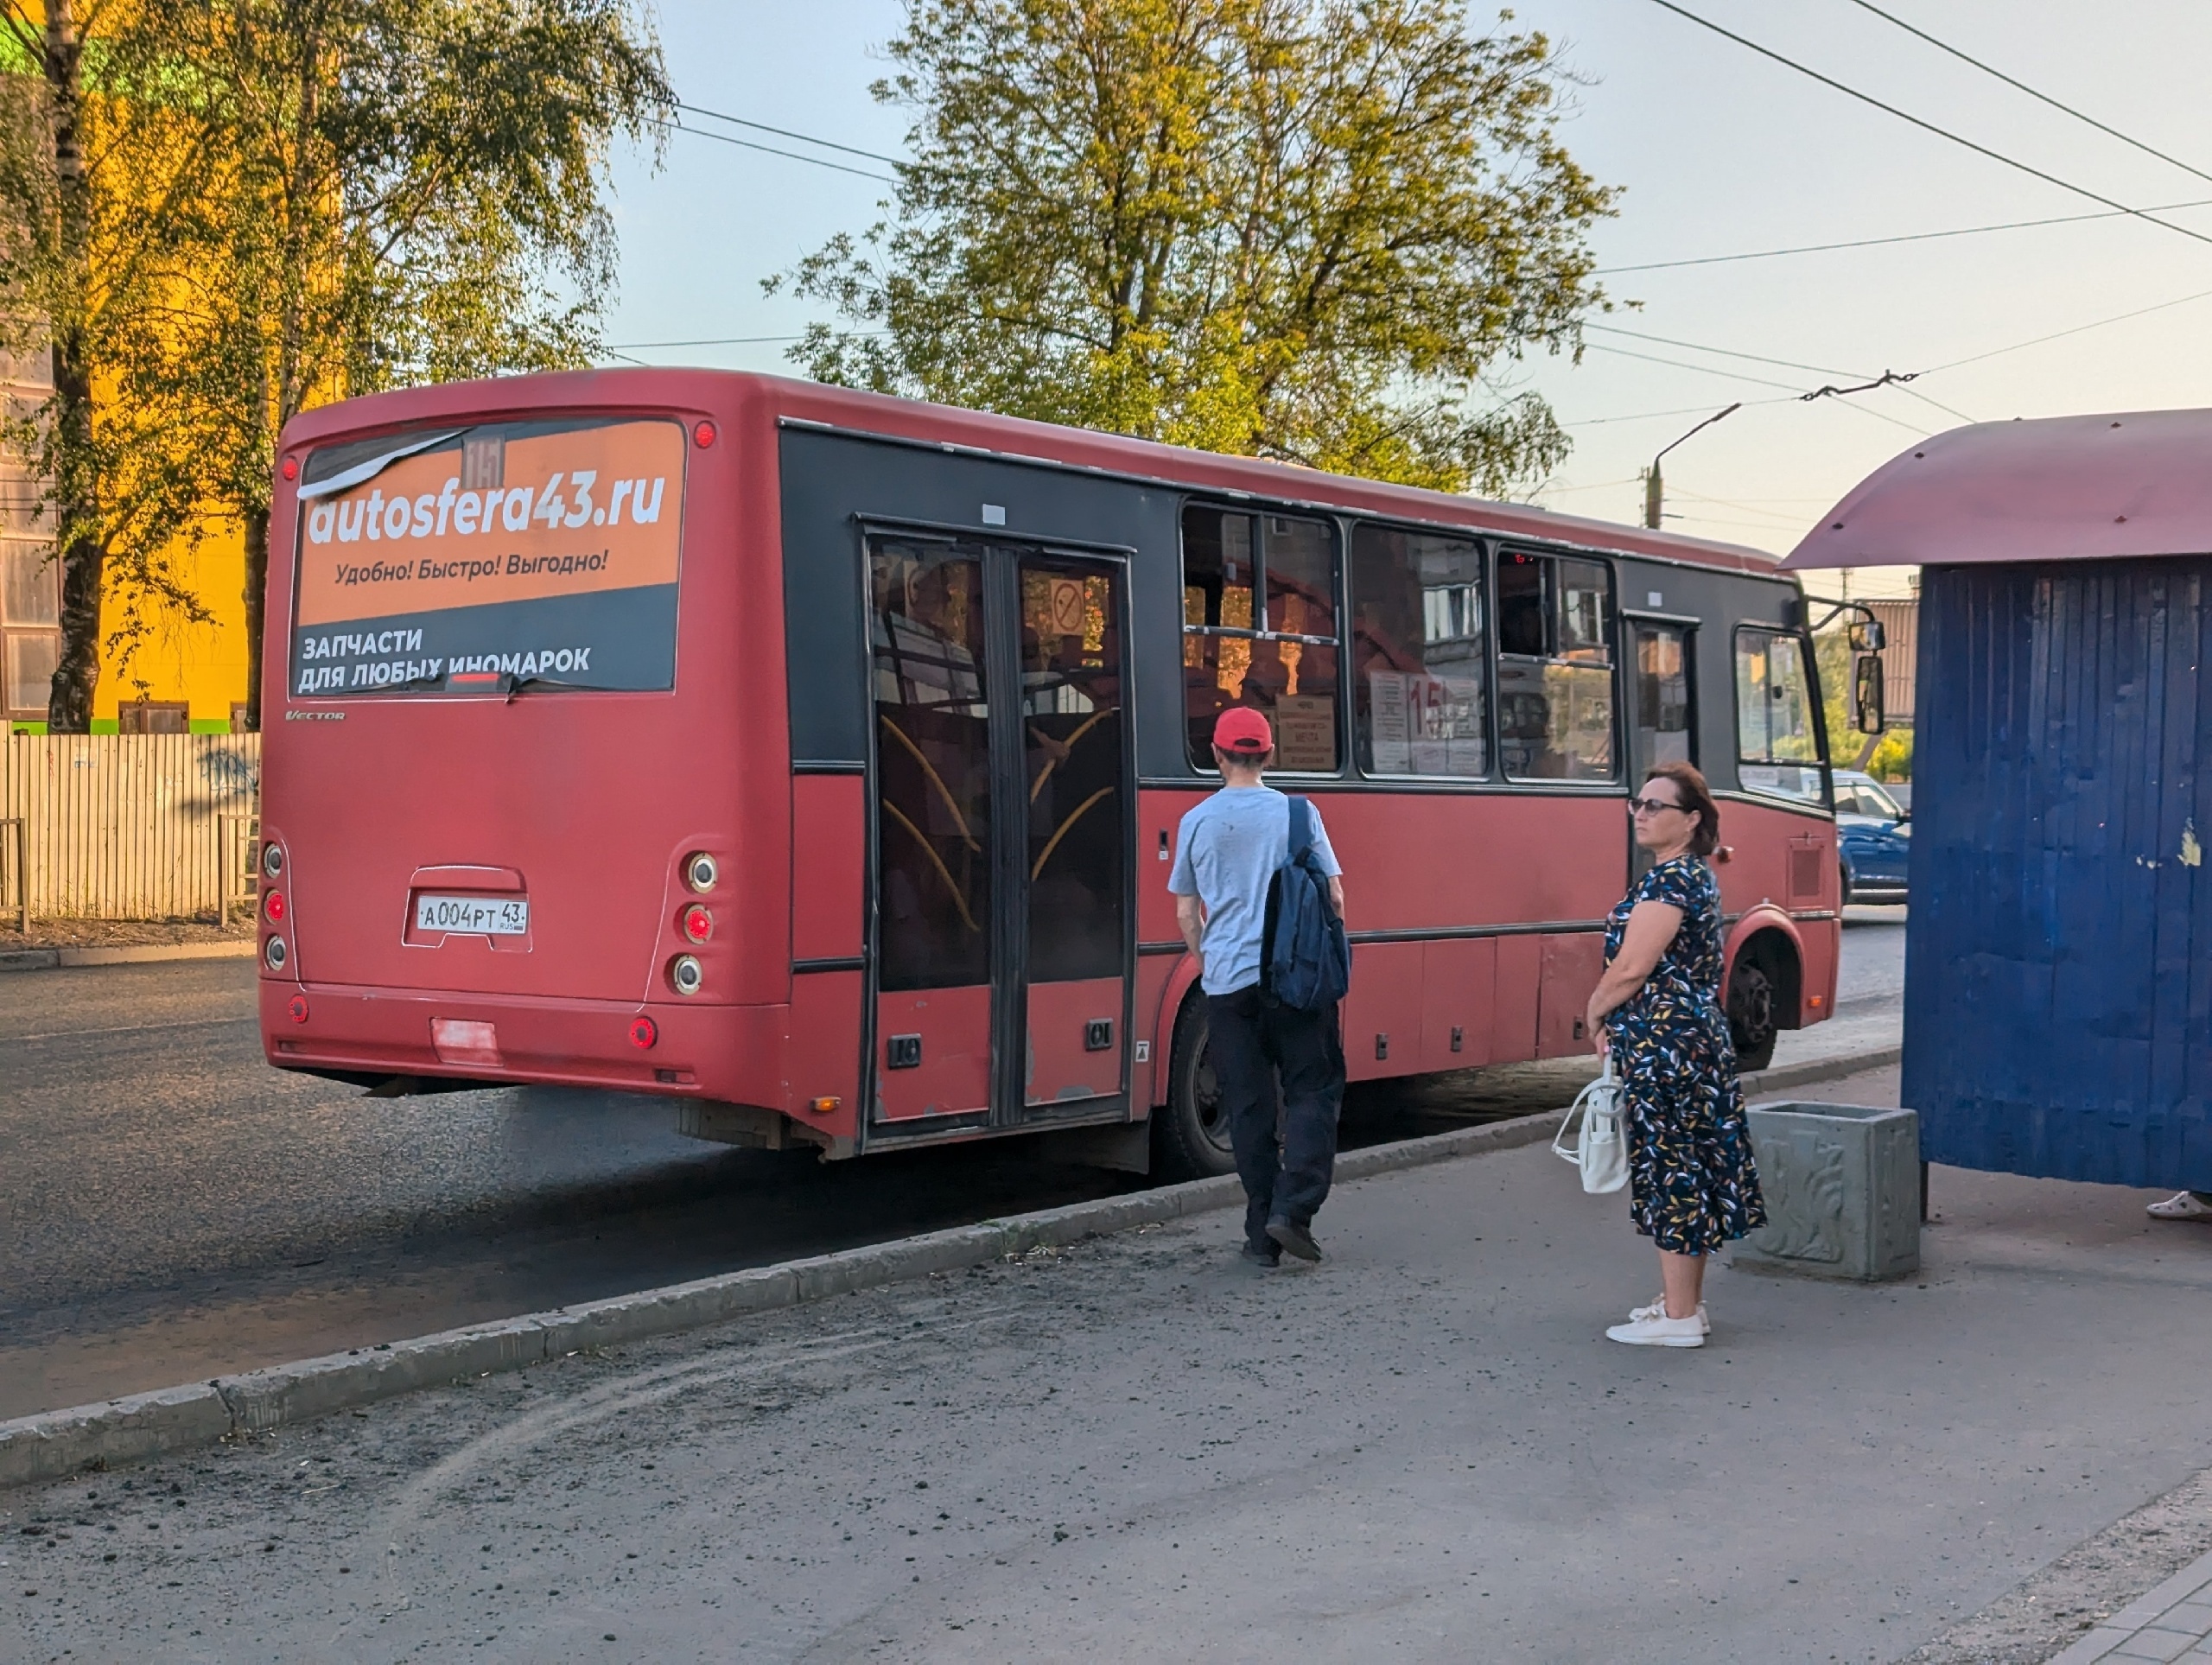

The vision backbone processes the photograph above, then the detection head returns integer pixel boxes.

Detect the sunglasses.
[1627,794,1688,817]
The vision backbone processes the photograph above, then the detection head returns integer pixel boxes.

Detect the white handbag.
[1553,1058,1630,1194]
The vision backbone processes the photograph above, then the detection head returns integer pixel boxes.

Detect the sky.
[594,1,2212,596]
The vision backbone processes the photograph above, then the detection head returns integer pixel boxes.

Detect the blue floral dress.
[1602,855,1766,1254]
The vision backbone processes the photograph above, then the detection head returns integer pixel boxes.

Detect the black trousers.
[1206,987,1346,1249]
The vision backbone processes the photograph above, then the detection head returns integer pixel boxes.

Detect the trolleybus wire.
[1841,0,2212,188]
[1645,0,2212,251]
[1596,196,2212,275]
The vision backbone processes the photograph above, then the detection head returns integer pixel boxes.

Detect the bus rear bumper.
[257,978,781,1098]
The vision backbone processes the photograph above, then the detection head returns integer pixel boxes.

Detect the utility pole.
[1643,403,1742,530]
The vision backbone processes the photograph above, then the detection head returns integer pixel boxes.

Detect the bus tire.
[1727,955,1779,1073]
[1154,993,1239,1182]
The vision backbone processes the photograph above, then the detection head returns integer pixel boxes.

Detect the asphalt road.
[0,913,1905,1420]
[15,1052,2209,1665]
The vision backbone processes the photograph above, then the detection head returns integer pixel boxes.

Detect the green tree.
[0,0,669,730]
[144,0,671,728]
[0,0,222,730]
[775,0,1617,493]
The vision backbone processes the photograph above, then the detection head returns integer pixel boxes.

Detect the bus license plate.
[415,893,530,936]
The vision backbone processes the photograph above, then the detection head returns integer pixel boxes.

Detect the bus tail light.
[681,904,713,944]
[629,1015,658,1049]
[683,851,718,893]
[264,936,289,971]
[669,955,704,996]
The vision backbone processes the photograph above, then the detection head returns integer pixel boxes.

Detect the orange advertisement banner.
[295,419,686,628]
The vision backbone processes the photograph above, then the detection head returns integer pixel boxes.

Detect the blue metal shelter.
[1786,410,2212,1189]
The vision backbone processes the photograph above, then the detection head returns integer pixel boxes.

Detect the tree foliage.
[0,0,222,727]
[776,0,1616,494]
[0,0,671,728]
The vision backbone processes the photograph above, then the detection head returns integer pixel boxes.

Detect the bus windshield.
[290,416,686,698]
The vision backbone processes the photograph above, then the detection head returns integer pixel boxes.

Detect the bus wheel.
[1727,956,1778,1073]
[1154,995,1238,1181]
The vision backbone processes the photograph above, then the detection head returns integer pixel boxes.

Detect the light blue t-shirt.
[1167,785,1342,995]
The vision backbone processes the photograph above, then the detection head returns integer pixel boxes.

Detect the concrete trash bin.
[1733,1102,1921,1282]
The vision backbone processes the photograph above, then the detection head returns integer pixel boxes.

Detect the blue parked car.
[1834,770,1910,904]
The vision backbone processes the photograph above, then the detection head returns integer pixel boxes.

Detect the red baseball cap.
[1213,707,1274,755]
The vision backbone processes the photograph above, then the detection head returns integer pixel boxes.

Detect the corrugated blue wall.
[1903,559,2212,1187]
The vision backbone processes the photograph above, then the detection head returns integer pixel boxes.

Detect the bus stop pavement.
[8,1063,2211,1663]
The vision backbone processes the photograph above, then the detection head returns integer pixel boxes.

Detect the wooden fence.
[0,734,260,922]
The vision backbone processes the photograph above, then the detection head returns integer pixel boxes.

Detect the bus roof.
[1784,407,2212,571]
[282,367,1783,579]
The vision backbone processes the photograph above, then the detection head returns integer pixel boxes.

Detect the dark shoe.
[1239,1241,1281,1268]
[1266,1217,1321,1262]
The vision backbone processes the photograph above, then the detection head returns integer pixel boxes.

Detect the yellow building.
[0,344,251,734]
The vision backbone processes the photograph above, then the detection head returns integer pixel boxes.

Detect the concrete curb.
[0,1039,1897,1491]
[0,940,256,974]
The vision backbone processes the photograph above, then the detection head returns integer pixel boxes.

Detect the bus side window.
[1497,551,1615,782]
[1735,626,1823,804]
[1181,504,1342,773]
[1351,523,1488,778]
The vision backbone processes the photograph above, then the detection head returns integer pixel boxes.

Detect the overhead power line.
[1842,0,2212,187]
[1588,323,1858,378]
[1592,323,1977,423]
[651,114,898,182]
[675,103,907,169]
[603,333,808,349]
[1597,194,2212,274]
[1645,0,2212,251]
[1927,277,2212,372]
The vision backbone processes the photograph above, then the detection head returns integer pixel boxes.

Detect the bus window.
[1181,505,1341,772]
[1497,550,1615,782]
[1020,562,1126,985]
[1735,626,1824,804]
[1351,524,1488,777]
[870,541,995,991]
[1631,622,1694,778]
[292,416,684,698]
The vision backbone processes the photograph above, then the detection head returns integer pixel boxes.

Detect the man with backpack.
[1168,707,1349,1266]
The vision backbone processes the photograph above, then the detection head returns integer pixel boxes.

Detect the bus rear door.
[863,535,1134,1136]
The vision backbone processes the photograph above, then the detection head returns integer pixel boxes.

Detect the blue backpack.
[1262,796,1351,1012]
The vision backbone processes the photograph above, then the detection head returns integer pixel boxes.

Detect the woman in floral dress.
[1584,761,1765,1348]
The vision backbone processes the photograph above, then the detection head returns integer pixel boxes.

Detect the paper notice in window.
[1366,670,1410,772]
[1274,694,1338,772]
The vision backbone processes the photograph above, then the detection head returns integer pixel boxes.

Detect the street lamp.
[1643,402,1742,530]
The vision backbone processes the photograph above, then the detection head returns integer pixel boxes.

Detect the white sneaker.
[2147,1192,2212,1221]
[1606,1307,1706,1348]
[1630,1295,1710,1335]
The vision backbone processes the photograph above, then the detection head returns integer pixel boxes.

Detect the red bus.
[257,370,1840,1179]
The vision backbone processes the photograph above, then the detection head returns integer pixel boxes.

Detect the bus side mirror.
[1850,618,1885,653]
[1853,653,1885,734]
